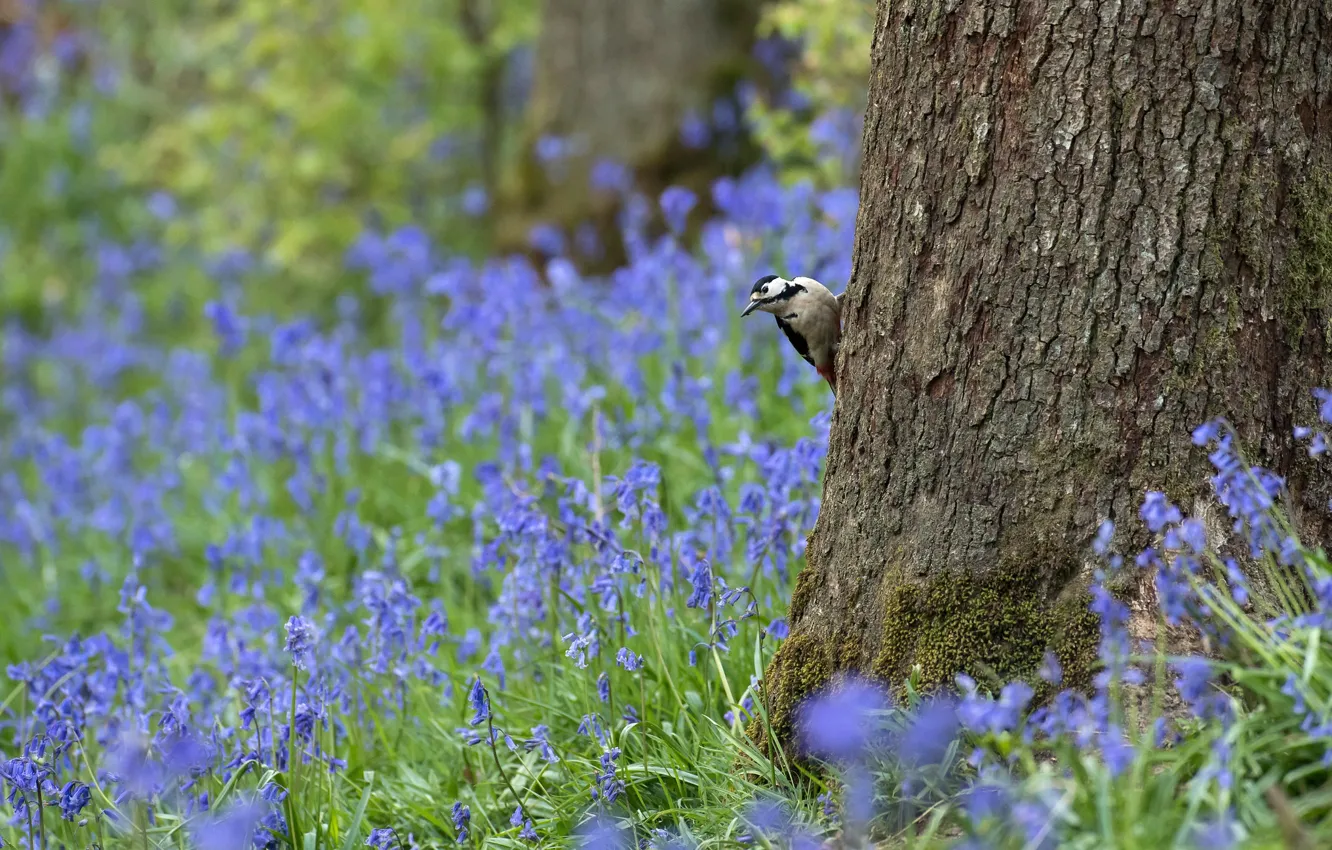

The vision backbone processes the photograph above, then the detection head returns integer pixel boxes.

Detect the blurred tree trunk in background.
[758,0,1332,755]
[495,0,764,269]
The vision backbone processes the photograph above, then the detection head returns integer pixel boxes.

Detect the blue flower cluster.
[739,402,1332,848]
[0,82,860,845]
[7,6,1332,849]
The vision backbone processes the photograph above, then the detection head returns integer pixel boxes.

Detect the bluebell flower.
[685,558,713,609]
[535,134,568,164]
[574,222,604,260]
[725,695,755,726]
[577,713,606,743]
[520,819,539,842]
[1100,725,1135,776]
[1174,657,1230,721]
[457,628,482,663]
[163,732,211,778]
[565,629,597,669]
[482,647,507,690]
[0,756,51,810]
[809,109,863,171]
[1281,674,1308,715]
[191,797,268,850]
[956,677,1033,736]
[57,780,92,821]
[1315,388,1332,423]
[259,794,291,842]
[577,815,628,849]
[1090,571,1134,673]
[797,679,889,762]
[660,186,697,235]
[963,782,1007,824]
[1092,519,1115,555]
[1140,491,1182,533]
[106,733,164,800]
[461,185,489,217]
[1154,561,1194,625]
[508,805,538,839]
[1309,431,1328,456]
[615,647,642,671]
[1193,419,1223,445]
[592,747,626,803]
[590,159,632,194]
[457,727,485,747]
[1011,795,1061,850]
[1038,650,1063,685]
[284,615,315,670]
[468,678,489,726]
[1176,518,1208,553]
[523,726,559,763]
[203,301,247,356]
[146,191,178,220]
[528,224,565,257]
[742,797,791,839]
[711,97,738,133]
[1191,809,1239,848]
[897,697,960,768]
[451,802,470,843]
[1223,558,1250,606]
[679,111,711,149]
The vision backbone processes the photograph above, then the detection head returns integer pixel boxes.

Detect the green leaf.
[338,771,376,850]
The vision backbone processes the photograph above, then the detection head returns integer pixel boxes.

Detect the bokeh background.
[6,3,1331,849]
[0,2,886,847]
[0,0,870,326]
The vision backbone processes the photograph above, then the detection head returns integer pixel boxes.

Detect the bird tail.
[819,364,837,397]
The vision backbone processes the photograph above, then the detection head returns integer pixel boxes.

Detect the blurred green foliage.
[747,0,873,187]
[0,0,867,328]
[109,0,535,270]
[79,0,531,274]
[0,0,538,324]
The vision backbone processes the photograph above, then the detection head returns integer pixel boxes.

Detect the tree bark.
[759,0,1332,754]
[494,0,763,268]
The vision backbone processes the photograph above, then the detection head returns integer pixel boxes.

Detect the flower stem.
[34,782,47,850]
[483,690,531,828]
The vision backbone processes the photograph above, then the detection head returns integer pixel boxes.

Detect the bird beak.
[741,297,760,317]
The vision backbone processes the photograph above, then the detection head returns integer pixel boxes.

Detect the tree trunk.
[758,0,1332,754]
[494,0,763,268]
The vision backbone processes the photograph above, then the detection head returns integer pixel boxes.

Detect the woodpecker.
[741,274,844,394]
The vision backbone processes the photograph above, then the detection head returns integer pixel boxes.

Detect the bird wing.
[775,317,814,366]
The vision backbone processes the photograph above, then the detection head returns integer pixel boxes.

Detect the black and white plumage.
[741,274,844,395]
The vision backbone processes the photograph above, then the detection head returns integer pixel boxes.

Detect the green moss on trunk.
[749,628,861,762]
[752,560,1100,767]
[871,562,1099,695]
[1284,169,1332,349]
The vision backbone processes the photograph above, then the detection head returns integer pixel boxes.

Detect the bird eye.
[760,285,769,295]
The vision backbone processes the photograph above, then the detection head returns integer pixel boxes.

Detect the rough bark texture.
[495,0,763,268]
[759,0,1332,756]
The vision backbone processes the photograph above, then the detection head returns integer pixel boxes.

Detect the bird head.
[742,274,785,317]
